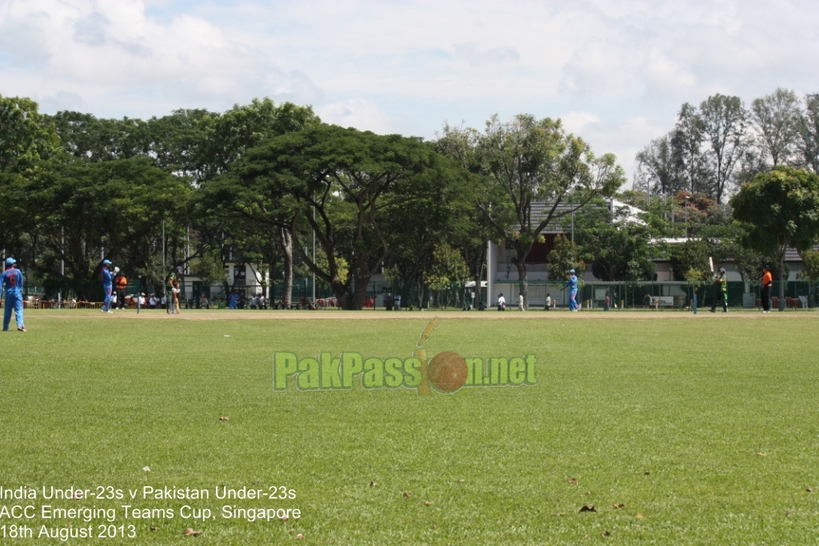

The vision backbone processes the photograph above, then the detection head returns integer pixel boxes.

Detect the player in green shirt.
[710,267,728,313]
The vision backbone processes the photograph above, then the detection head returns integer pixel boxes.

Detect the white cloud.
[0,0,321,115]
[73,11,110,46]
[561,111,601,135]
[2,0,819,182]
[452,43,520,67]
[558,113,677,189]
[317,99,395,135]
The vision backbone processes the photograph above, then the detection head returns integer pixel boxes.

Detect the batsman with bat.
[710,266,728,313]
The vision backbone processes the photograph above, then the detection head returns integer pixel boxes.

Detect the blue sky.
[2,0,819,183]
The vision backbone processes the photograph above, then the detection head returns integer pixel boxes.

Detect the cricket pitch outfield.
[1,310,817,545]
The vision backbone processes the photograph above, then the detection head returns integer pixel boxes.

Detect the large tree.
[16,156,190,297]
[669,239,714,282]
[750,88,801,167]
[732,166,819,310]
[380,156,479,309]
[196,98,318,183]
[796,93,819,174]
[0,95,60,174]
[634,134,680,197]
[46,111,148,163]
[439,114,624,309]
[225,123,466,309]
[197,165,302,305]
[671,102,709,195]
[195,101,319,305]
[0,96,61,263]
[45,109,205,291]
[699,94,749,203]
[573,204,655,282]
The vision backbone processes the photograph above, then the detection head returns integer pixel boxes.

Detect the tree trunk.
[515,260,528,310]
[280,227,293,308]
[332,279,351,310]
[347,251,381,310]
[351,273,370,310]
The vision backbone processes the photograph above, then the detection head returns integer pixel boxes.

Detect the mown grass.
[1,310,818,544]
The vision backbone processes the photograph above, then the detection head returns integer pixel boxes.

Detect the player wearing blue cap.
[2,257,26,331]
[563,269,579,312]
[100,259,114,313]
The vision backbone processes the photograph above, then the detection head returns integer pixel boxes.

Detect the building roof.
[529,202,582,234]
[649,240,819,264]
[528,200,647,234]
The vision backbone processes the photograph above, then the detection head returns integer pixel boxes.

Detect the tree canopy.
[439,114,624,308]
[732,166,819,309]
[6,88,819,310]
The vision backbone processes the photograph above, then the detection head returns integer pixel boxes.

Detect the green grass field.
[1,309,818,544]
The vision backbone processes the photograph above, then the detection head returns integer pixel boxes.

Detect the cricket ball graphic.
[414,318,468,395]
[427,351,468,393]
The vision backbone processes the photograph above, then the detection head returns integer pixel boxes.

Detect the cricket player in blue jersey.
[101,259,114,313]
[563,268,579,312]
[2,257,26,331]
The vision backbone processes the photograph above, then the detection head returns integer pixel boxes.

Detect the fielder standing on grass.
[100,259,114,313]
[761,265,773,313]
[563,269,579,312]
[2,257,26,332]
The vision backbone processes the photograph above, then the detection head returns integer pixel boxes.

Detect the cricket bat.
[709,257,714,273]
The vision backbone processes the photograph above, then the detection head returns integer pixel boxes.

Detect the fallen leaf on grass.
[150,527,158,532]
[183,528,202,537]
[142,466,151,472]
[807,487,814,493]
[756,452,768,457]
[611,503,625,509]
[602,530,611,537]
[424,501,432,506]
[369,481,378,487]
[295,533,304,540]
[219,416,229,421]
[635,513,644,519]
[402,492,412,498]
[432,524,439,529]
[555,512,566,517]
[579,505,596,513]
[568,478,578,484]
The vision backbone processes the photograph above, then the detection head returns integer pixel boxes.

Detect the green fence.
[490,280,818,310]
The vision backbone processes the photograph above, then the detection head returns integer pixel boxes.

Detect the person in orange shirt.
[114,268,128,310]
[761,265,773,313]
